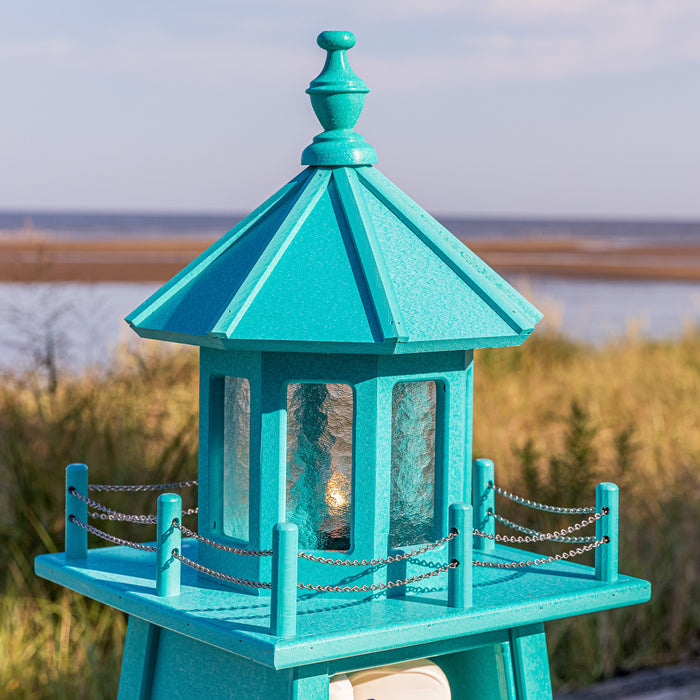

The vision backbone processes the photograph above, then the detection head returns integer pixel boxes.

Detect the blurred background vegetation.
[0,331,698,697]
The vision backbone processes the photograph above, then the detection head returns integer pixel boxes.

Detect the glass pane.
[286,383,353,551]
[223,377,250,541]
[390,381,436,547]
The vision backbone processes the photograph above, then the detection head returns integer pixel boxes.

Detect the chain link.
[88,480,198,493]
[68,515,157,552]
[173,550,272,589]
[173,522,273,557]
[71,487,156,523]
[298,531,457,567]
[70,487,197,524]
[298,561,459,593]
[490,483,596,514]
[480,510,607,545]
[88,510,156,523]
[472,538,607,569]
[88,507,199,523]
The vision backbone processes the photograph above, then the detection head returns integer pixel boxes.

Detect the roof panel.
[363,185,518,343]
[151,217,279,336]
[231,179,381,344]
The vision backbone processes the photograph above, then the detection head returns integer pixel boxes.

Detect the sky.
[2,0,699,219]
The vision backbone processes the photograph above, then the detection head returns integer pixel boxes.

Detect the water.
[0,210,243,240]
[1,276,698,372]
[2,210,699,246]
[1,211,699,371]
[442,216,700,248]
[514,276,700,341]
[0,282,159,372]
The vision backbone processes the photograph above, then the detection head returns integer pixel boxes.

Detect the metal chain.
[298,531,457,567]
[481,510,607,544]
[88,480,198,493]
[88,507,199,523]
[88,510,156,523]
[297,561,459,593]
[490,483,596,514]
[68,515,157,552]
[173,550,272,589]
[474,527,596,545]
[173,521,273,557]
[472,538,607,569]
[68,513,608,588]
[70,487,197,524]
[71,487,156,523]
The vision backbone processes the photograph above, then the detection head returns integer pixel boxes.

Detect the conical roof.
[127,31,542,354]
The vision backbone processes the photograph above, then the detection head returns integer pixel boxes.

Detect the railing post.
[157,493,182,597]
[595,482,618,583]
[66,463,88,560]
[473,458,495,551]
[448,502,473,609]
[271,522,298,637]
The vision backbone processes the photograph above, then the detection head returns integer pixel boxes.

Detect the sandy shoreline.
[1,235,700,282]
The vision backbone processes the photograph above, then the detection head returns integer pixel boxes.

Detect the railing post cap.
[66,463,88,473]
[473,457,494,467]
[158,492,182,506]
[274,522,299,534]
[597,482,619,492]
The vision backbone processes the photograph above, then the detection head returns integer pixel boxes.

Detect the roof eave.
[125,322,537,355]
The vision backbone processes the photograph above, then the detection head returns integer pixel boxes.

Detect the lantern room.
[125,31,542,593]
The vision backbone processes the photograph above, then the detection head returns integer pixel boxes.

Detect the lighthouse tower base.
[119,615,552,700]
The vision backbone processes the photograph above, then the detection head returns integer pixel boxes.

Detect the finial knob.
[317,30,355,52]
[302,31,377,167]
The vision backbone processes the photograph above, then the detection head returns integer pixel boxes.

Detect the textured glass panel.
[286,383,353,551]
[390,381,436,547]
[223,377,250,541]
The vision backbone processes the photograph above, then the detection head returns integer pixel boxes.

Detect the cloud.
[0,39,74,62]
[3,0,699,89]
[363,0,700,83]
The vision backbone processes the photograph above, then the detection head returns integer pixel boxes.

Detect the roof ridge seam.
[333,167,407,342]
[209,168,332,339]
[356,168,540,334]
[126,169,313,329]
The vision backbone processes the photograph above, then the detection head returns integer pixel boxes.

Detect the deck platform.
[35,539,650,672]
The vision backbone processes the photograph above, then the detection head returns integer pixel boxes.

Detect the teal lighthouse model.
[36,31,650,699]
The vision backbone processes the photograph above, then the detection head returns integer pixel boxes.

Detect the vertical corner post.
[65,463,88,559]
[387,548,407,599]
[271,522,298,637]
[156,493,182,597]
[448,502,473,609]
[595,482,619,583]
[472,458,495,551]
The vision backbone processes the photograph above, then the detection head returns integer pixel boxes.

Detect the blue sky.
[2,0,699,218]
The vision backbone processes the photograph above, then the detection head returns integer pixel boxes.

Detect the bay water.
[1,212,699,372]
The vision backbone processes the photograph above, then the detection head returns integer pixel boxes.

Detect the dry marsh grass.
[0,592,125,699]
[475,330,700,496]
[0,333,698,693]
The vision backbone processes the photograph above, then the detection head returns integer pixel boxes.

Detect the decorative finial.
[301,31,377,167]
